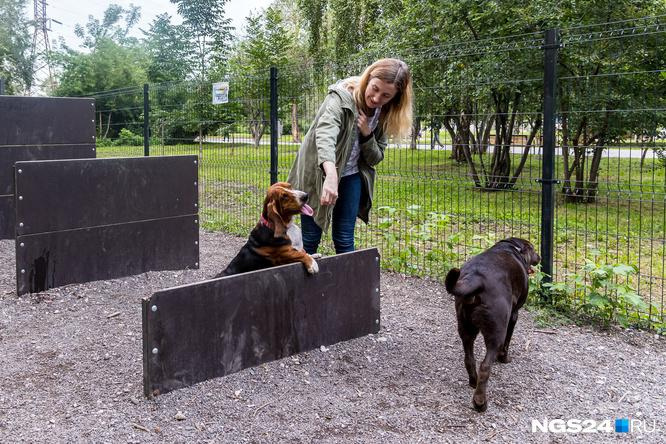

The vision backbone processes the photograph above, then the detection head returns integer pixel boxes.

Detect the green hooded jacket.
[287,81,387,232]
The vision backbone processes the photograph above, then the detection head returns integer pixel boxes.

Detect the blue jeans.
[301,173,361,254]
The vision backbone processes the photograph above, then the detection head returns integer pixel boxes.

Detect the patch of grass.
[525,304,576,329]
[99,141,665,329]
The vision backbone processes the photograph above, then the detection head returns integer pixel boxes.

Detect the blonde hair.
[349,58,414,140]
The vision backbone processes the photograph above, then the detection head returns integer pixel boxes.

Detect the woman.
[287,58,413,254]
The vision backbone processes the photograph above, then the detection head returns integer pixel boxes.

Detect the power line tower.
[31,0,55,93]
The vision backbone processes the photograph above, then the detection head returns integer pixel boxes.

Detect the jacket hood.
[328,79,357,110]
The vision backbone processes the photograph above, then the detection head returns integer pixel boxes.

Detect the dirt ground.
[0,231,664,443]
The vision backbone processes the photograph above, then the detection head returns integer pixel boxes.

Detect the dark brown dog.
[445,237,540,412]
[215,182,319,277]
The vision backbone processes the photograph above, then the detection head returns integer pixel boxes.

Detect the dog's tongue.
[301,204,314,217]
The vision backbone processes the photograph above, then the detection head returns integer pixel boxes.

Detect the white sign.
[212,82,229,104]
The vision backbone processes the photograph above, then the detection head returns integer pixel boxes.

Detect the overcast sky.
[34,0,274,49]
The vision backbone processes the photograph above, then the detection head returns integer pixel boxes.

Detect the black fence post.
[143,83,150,157]
[0,78,5,95]
[540,29,559,286]
[269,67,278,185]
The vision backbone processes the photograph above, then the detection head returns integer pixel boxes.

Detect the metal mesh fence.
[554,17,665,327]
[85,20,665,330]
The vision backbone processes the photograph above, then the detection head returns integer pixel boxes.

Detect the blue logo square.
[615,418,629,433]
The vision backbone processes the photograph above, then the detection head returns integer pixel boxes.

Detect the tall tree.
[229,7,296,146]
[373,0,666,195]
[271,0,312,143]
[142,13,191,83]
[555,3,666,202]
[297,0,386,69]
[72,3,142,50]
[54,39,148,138]
[54,5,148,138]
[170,0,233,81]
[0,0,34,93]
[371,0,547,189]
[296,0,327,62]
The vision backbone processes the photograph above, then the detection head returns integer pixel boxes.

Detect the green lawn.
[96,141,665,238]
[97,142,665,328]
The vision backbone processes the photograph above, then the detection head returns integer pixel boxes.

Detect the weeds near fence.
[529,255,665,334]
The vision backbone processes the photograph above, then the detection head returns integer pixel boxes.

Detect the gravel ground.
[0,230,664,443]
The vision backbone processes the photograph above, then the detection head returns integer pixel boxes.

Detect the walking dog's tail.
[445,268,483,303]
[445,268,461,294]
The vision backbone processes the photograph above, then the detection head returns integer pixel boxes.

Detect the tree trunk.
[487,92,519,189]
[509,117,542,187]
[560,113,572,198]
[104,112,112,139]
[291,102,301,143]
[574,146,586,201]
[473,116,494,186]
[410,117,421,150]
[442,116,465,162]
[640,147,650,168]
[251,121,264,148]
[562,116,588,203]
[250,110,265,148]
[459,113,482,187]
[199,126,203,159]
[585,145,605,203]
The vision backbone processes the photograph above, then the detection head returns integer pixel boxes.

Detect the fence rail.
[83,24,664,330]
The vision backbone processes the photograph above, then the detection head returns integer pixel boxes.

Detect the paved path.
[199,137,656,159]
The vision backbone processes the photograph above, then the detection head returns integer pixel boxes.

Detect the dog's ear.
[273,181,292,190]
[504,237,526,252]
[266,201,288,237]
[516,239,533,254]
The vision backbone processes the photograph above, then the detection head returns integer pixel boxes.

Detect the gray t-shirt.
[342,107,381,177]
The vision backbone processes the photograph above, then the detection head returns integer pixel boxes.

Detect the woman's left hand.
[357,110,371,137]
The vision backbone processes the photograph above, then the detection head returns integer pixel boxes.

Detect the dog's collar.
[499,240,529,269]
[259,214,273,229]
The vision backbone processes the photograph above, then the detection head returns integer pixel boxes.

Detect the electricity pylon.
[31,0,56,93]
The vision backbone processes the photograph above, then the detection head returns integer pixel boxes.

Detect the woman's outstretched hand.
[320,161,338,206]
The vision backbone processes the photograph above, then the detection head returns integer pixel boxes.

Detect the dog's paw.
[472,394,487,413]
[310,253,322,259]
[497,353,511,364]
[307,258,319,274]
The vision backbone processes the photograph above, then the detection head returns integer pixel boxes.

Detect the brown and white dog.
[445,237,541,412]
[215,182,319,277]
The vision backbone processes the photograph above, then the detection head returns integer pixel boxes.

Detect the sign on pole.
[212,82,229,104]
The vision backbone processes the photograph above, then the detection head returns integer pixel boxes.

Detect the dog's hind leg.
[472,330,503,412]
[498,310,519,363]
[458,322,479,388]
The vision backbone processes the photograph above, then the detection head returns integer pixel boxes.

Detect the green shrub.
[529,252,664,333]
[95,137,114,147]
[115,128,144,146]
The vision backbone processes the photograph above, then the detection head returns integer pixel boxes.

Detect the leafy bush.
[95,137,114,147]
[115,128,144,146]
[529,250,664,333]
